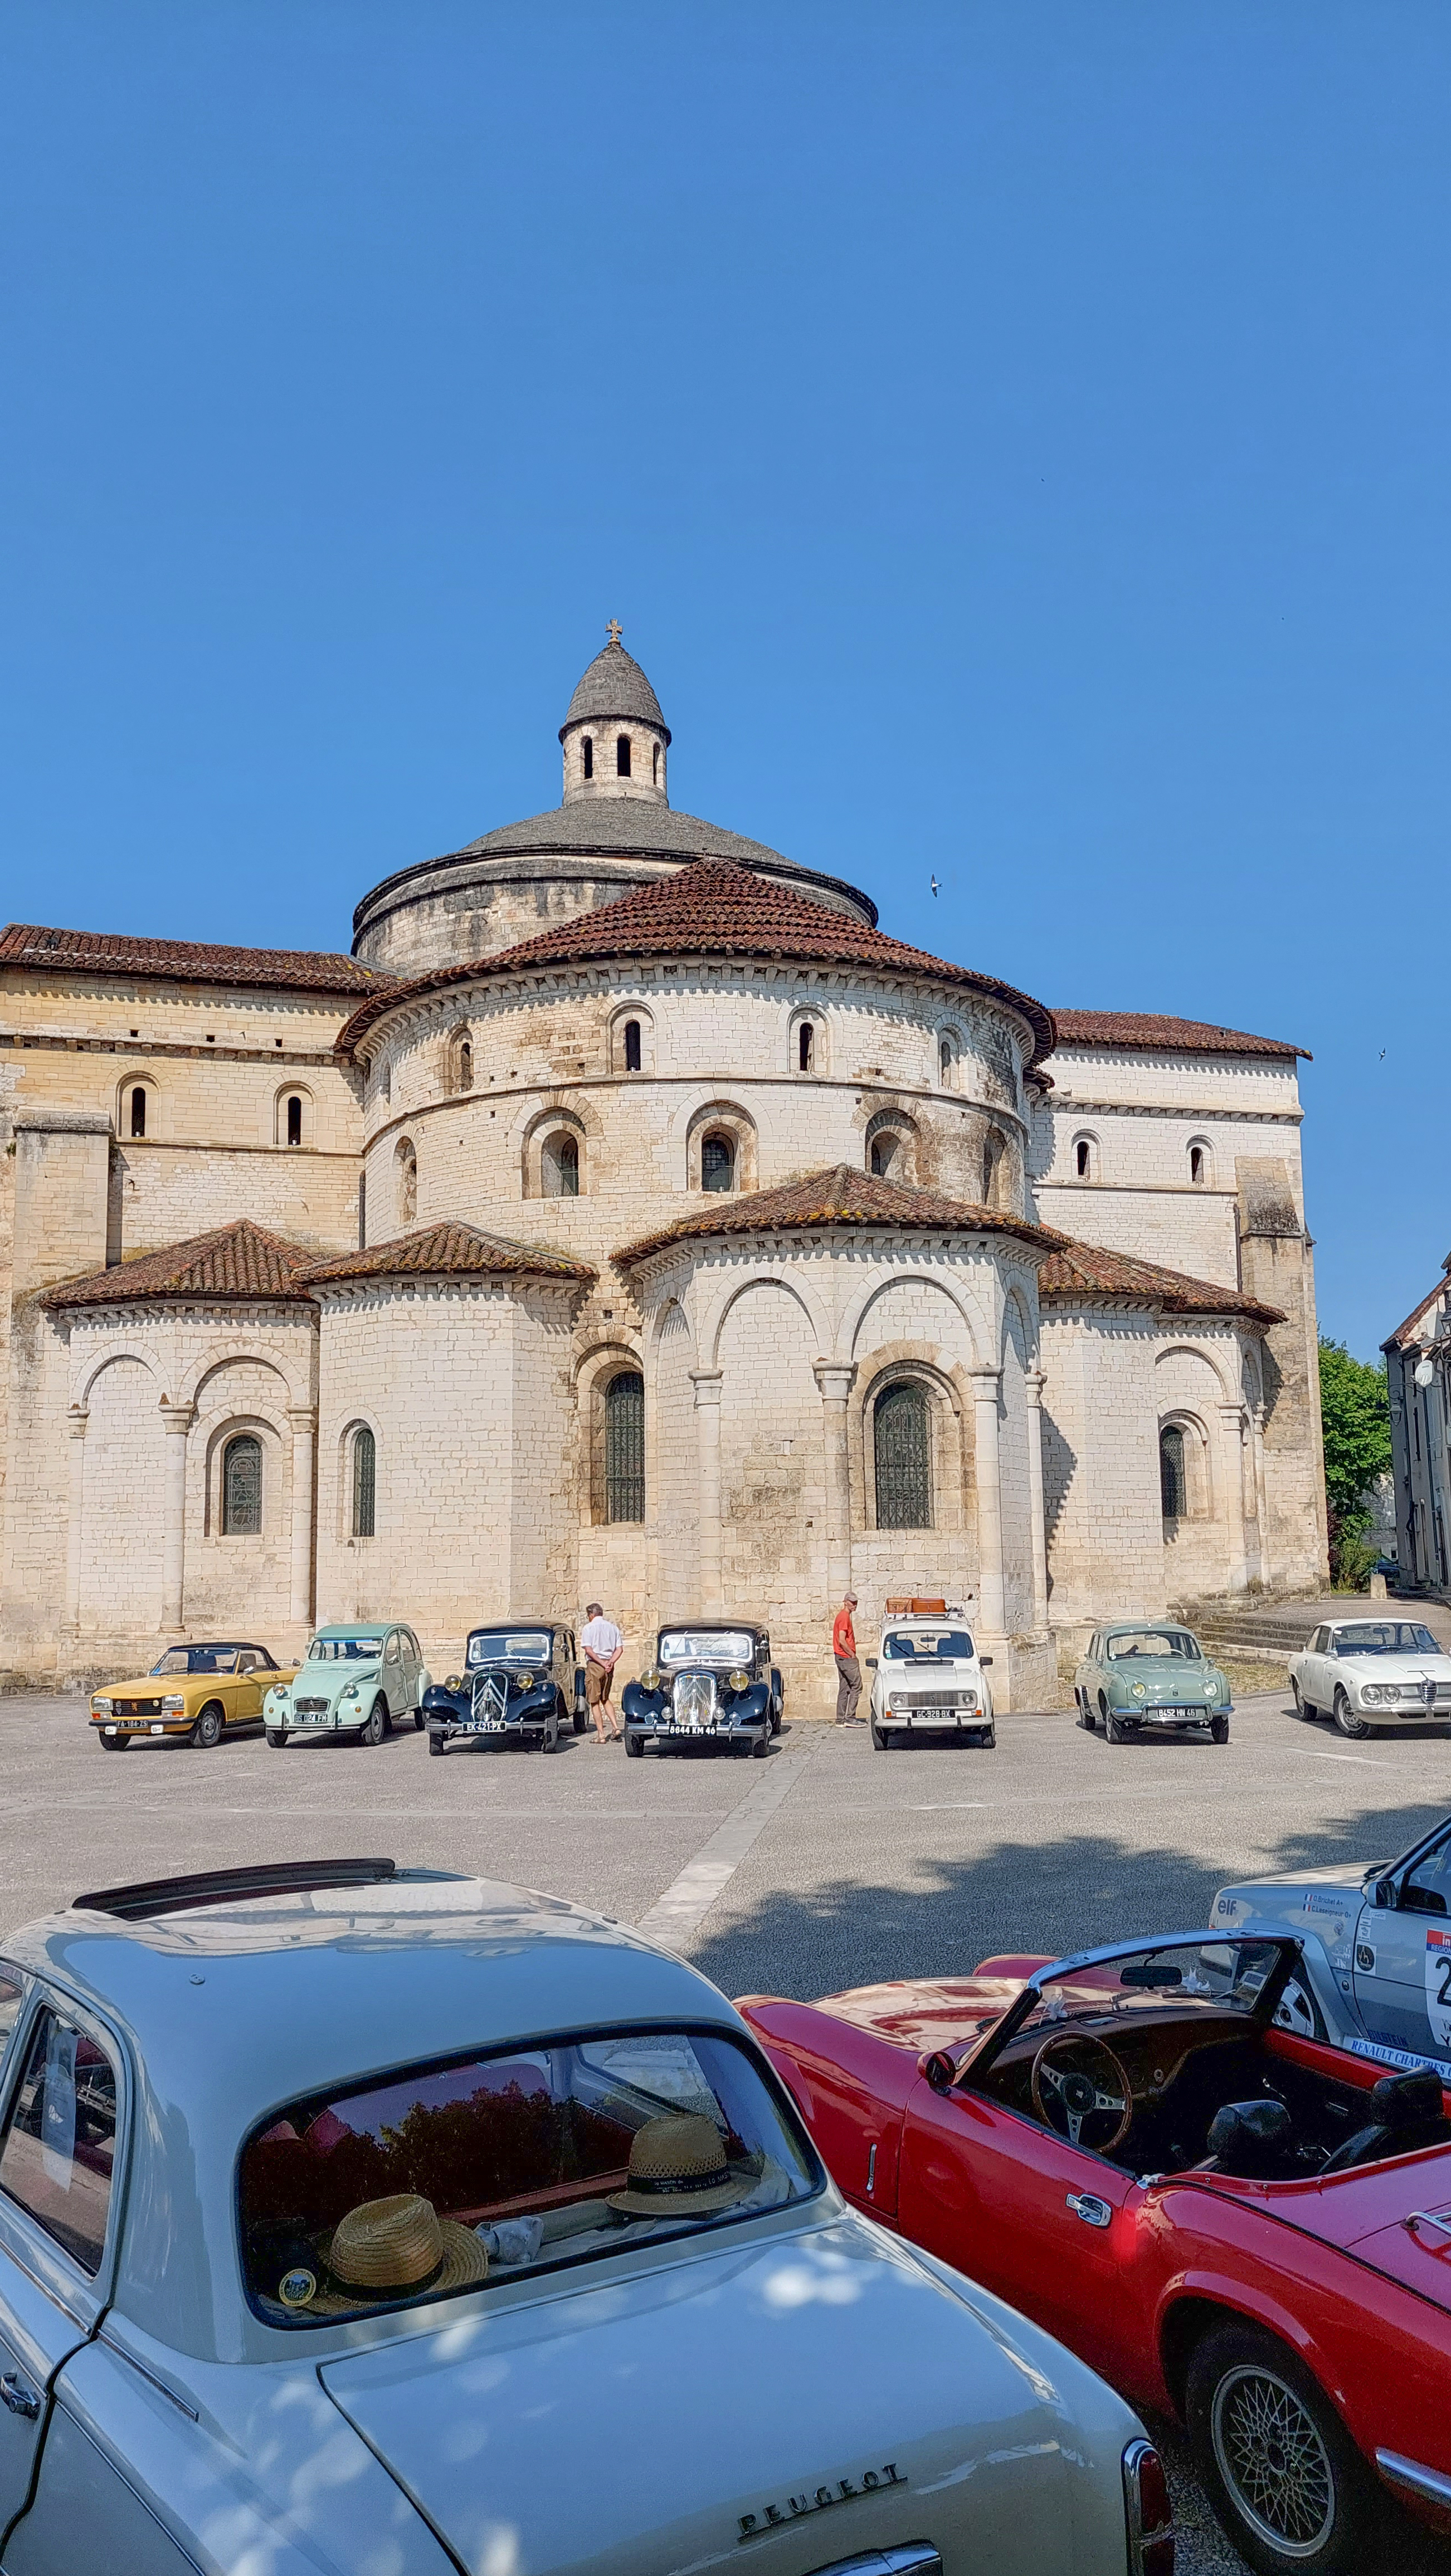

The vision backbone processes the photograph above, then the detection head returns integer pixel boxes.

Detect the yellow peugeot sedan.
[90,1641,299,1751]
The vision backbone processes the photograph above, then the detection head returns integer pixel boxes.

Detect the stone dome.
[560,634,670,741]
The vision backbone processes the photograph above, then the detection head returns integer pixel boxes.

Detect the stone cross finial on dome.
[559,627,670,809]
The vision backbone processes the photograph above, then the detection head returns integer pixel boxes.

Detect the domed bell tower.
[560,621,670,807]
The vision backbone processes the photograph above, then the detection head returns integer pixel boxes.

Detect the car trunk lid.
[320,2217,1093,2575]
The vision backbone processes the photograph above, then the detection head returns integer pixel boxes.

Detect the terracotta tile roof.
[40,1219,314,1311]
[337,862,1055,1062]
[1049,1007,1308,1062]
[1384,1276,1450,1352]
[0,921,388,997]
[300,1221,596,1289]
[616,1165,1058,1264]
[1039,1238,1284,1325]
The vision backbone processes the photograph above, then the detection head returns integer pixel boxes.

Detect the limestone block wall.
[111,1143,359,1262]
[716,1279,829,1634]
[1040,1307,1166,1632]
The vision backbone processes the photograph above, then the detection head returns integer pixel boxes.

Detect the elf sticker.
[1425,1929,1451,2049]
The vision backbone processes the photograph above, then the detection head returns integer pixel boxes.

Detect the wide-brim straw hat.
[304,2192,489,2314]
[608,2113,749,2217]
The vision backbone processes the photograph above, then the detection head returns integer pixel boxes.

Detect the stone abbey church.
[1,634,1326,1709]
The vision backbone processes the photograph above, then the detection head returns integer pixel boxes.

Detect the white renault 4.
[868,1605,995,1750]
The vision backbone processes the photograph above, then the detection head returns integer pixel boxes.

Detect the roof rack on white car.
[72,1857,400,1920]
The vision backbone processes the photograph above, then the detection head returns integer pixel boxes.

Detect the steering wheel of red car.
[1030,2032,1133,2153]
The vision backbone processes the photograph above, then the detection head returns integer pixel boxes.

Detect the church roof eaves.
[337,862,1055,1063]
[613,1167,1059,1265]
[40,1219,315,1311]
[299,1221,596,1289]
[1382,1277,1450,1354]
[1050,1008,1309,1062]
[1039,1240,1284,1326]
[0,923,388,998]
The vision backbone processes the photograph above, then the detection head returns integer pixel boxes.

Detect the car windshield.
[467,1631,551,1666]
[882,1629,975,1660]
[149,1645,243,1675]
[658,1631,755,1668]
[1333,1623,1441,1657]
[1105,1630,1201,1661]
[240,2027,819,2328]
[306,1637,383,1661]
[1010,1938,1285,2043]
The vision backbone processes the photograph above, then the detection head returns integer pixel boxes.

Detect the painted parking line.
[634,1746,817,1949]
[1301,1749,1390,1768]
[909,1803,987,1812]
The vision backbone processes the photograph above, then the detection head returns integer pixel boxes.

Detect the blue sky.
[4,4,1447,1359]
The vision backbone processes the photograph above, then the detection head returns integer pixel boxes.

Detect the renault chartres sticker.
[1426,1926,1451,2048]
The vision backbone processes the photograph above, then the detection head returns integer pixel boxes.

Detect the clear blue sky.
[4,5,1447,1360]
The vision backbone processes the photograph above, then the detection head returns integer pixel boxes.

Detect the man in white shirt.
[581,1602,624,1744]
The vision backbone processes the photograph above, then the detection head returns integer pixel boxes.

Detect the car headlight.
[512,1670,537,1692]
[1362,1684,1390,1705]
[91,1696,113,1713]
[1204,1681,1219,1700]
[339,1683,361,1701]
[162,1695,187,1713]
[1131,1681,1147,1699]
[727,1670,750,1693]
[639,1669,660,1692]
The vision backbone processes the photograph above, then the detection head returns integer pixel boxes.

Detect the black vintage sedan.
[422,1621,587,1755]
[622,1622,783,1759]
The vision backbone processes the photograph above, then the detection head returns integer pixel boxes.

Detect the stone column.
[690,1371,723,1619]
[1219,1403,1249,1596]
[814,1362,855,1606]
[288,1407,318,1629]
[1023,1364,1050,1637]
[969,1365,1006,1638]
[159,1403,194,1633]
[64,1408,89,1635]
[1250,1402,1270,1591]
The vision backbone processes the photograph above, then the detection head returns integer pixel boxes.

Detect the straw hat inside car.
[311,2193,489,2311]
[608,2114,749,2217]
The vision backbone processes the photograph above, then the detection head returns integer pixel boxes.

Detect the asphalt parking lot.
[3,1682,1450,2574]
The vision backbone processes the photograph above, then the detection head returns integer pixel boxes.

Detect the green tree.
[1318,1336,1392,1585]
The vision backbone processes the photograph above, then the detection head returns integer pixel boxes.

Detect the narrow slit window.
[1189,1145,1205,1185]
[616,734,631,778]
[939,1039,952,1084]
[352,1428,377,1539]
[623,1019,642,1073]
[1075,1139,1091,1178]
[1160,1425,1187,1521]
[798,1022,815,1072]
[285,1095,303,1147]
[458,1037,473,1092]
[129,1086,147,1139]
[582,736,593,780]
[651,743,660,783]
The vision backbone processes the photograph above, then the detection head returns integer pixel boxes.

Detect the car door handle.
[1,2370,41,2418]
[1066,2192,1112,2228]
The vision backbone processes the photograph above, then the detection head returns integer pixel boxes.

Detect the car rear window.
[0,2007,119,2275]
[239,2027,820,2328]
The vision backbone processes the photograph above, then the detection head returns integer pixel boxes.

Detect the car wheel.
[361,1701,386,1747]
[542,1700,561,1753]
[573,1702,589,1735]
[190,1701,225,1750]
[752,1726,769,1757]
[1211,1716,1230,1744]
[1104,1710,1127,1744]
[624,1731,643,1758]
[1332,1689,1370,1741]
[99,1731,130,1750]
[1291,1676,1314,1719]
[1076,1690,1095,1730]
[413,1706,425,1731]
[265,1729,289,1749]
[1187,2320,1371,2575]
[427,1730,446,1757]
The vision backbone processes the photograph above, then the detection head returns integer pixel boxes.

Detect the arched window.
[616,734,631,778]
[352,1427,376,1539]
[874,1383,932,1529]
[457,1035,473,1092]
[981,1130,1005,1207]
[870,1134,897,1177]
[651,743,660,784]
[624,1018,642,1073]
[798,1021,816,1072]
[604,1371,645,1524]
[396,1137,417,1226]
[222,1434,262,1536]
[1160,1424,1187,1521]
[582,735,593,780]
[939,1037,953,1085]
[701,1132,735,1193]
[543,1131,580,1197]
[1073,1134,1098,1181]
[129,1086,147,1139]
[1189,1141,1209,1186]
[285,1094,303,1148]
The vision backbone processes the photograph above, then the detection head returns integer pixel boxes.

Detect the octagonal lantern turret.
[559,624,670,807]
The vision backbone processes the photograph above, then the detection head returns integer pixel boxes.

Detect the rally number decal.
[1425,1928,1451,2047]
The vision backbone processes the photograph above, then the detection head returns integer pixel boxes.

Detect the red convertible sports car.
[739,1930,1451,2576]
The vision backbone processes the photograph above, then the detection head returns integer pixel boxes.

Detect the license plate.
[462,1719,508,1733]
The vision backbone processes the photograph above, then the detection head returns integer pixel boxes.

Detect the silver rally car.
[0,1857,1163,2576]
[1214,1807,1451,2077]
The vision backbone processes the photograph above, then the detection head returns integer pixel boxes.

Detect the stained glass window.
[874,1383,932,1529]
[223,1435,262,1535]
[605,1372,645,1524]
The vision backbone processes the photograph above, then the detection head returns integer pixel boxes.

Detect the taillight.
[1123,2437,1174,2576]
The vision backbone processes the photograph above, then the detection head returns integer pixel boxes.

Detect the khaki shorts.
[586,1663,613,1706]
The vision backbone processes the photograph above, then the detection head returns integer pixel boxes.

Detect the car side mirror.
[919,2049,957,2095]
[979,1655,993,1668]
[1372,1878,1396,1909]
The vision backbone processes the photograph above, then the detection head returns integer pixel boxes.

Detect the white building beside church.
[0,633,1327,1708]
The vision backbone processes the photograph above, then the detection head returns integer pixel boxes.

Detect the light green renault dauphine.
[262,1622,431,1748]
[1073,1619,1232,1745]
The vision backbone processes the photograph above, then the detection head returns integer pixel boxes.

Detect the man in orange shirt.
[832,1592,862,1724]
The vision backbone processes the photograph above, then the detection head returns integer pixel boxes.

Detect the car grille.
[892,1690,977,1711]
[672,1672,717,1729]
[293,1697,330,1715]
[471,1674,508,1725]
[114,1698,163,1715]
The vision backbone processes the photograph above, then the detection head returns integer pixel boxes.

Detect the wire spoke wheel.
[1213,2363,1335,2556]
